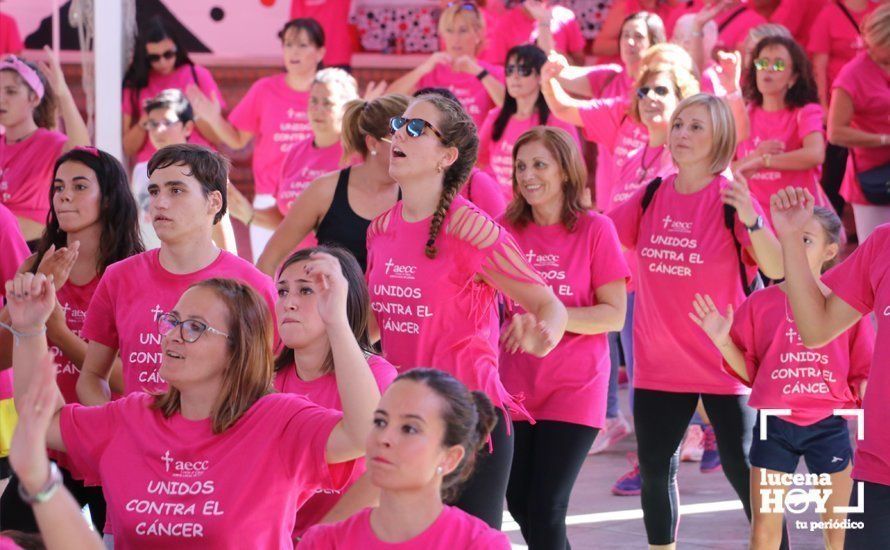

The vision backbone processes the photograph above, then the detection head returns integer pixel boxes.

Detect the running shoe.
[700,425,722,473]
[680,424,704,462]
[612,453,642,496]
[589,411,631,455]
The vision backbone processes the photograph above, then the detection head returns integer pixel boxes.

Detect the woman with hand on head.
[4,266,379,549]
[500,127,629,549]
[367,93,567,528]
[0,147,143,535]
[256,94,409,275]
[273,246,398,541]
[0,48,89,244]
[300,368,510,549]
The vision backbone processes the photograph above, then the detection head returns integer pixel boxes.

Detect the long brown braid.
[414,93,479,258]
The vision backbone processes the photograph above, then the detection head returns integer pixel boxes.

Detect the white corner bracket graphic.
[759,409,792,441]
[833,409,865,440]
[834,480,866,514]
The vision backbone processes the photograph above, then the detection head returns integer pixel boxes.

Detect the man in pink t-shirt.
[78,145,276,402]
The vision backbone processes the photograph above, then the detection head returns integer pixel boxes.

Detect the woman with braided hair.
[365,93,567,528]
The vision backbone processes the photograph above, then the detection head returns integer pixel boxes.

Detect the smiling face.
[159,286,232,389]
[669,104,714,168]
[0,70,39,127]
[440,11,482,58]
[505,54,541,100]
[388,101,453,183]
[146,38,178,76]
[147,163,221,245]
[637,72,680,129]
[620,19,651,70]
[275,260,328,350]
[282,27,325,77]
[754,44,795,98]
[514,139,565,213]
[367,379,464,492]
[52,160,102,234]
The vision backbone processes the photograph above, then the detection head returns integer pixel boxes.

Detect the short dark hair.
[147,144,229,224]
[414,87,460,103]
[278,18,325,48]
[144,88,194,123]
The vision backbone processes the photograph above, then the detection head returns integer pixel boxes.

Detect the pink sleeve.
[577,99,625,147]
[807,8,831,55]
[797,104,825,140]
[0,213,28,294]
[465,170,507,218]
[590,215,631,288]
[477,111,497,171]
[562,17,586,54]
[585,65,621,97]
[606,185,645,250]
[81,273,120,349]
[121,87,137,118]
[194,65,227,110]
[469,531,512,549]
[60,400,123,485]
[846,317,874,402]
[832,56,861,98]
[295,524,332,548]
[726,296,758,386]
[822,227,881,314]
[228,80,263,134]
[368,355,399,391]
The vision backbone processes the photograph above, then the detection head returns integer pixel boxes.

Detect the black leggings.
[507,420,598,550]
[1,466,106,534]
[453,408,514,529]
[845,480,890,549]
[634,389,755,545]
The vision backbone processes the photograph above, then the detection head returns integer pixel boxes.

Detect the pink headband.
[73,146,100,157]
[0,56,45,101]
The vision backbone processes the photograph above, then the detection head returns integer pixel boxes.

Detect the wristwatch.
[475,69,489,81]
[745,215,764,233]
[17,462,63,504]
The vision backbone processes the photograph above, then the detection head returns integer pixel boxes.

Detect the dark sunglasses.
[636,86,671,99]
[389,116,445,141]
[447,1,479,11]
[157,313,231,344]
[147,49,177,63]
[505,64,535,77]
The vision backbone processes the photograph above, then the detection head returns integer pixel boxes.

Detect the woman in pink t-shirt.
[257,94,410,276]
[5,269,380,549]
[478,45,581,200]
[121,16,224,164]
[301,368,510,549]
[227,68,359,232]
[273,247,398,541]
[499,127,629,549]
[734,35,827,220]
[0,51,89,242]
[0,148,143,534]
[387,2,505,128]
[694,205,872,550]
[367,93,567,528]
[607,94,784,546]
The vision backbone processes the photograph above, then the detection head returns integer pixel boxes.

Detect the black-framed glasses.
[157,313,231,343]
[389,116,446,141]
[754,58,786,72]
[636,85,671,99]
[505,64,535,77]
[147,49,177,63]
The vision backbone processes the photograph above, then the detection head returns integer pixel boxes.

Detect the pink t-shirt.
[417,61,504,127]
[822,223,890,486]
[299,505,511,549]
[833,51,890,205]
[81,249,277,396]
[52,277,101,404]
[715,0,822,51]
[228,74,312,196]
[460,168,507,219]
[478,108,581,199]
[577,97,648,212]
[808,1,873,90]
[60,392,355,549]
[289,0,357,67]
[0,128,67,223]
[274,354,397,539]
[714,5,768,52]
[728,284,873,425]
[584,64,632,100]
[277,137,344,216]
[0,204,28,402]
[122,64,224,163]
[366,195,544,417]
[736,103,825,216]
[500,211,629,428]
[0,13,23,55]
[608,174,764,394]
[486,6,586,64]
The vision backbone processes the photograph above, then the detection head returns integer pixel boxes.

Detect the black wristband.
[475,69,489,81]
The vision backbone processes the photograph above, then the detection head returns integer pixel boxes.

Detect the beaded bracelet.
[0,321,47,345]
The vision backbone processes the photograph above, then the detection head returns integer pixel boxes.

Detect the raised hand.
[501,312,557,357]
[753,139,785,157]
[8,352,57,494]
[540,60,563,82]
[185,84,221,122]
[421,52,452,74]
[524,0,552,23]
[5,273,56,332]
[362,80,388,101]
[720,176,758,226]
[453,55,482,75]
[226,181,254,224]
[688,293,733,347]
[715,50,742,93]
[770,186,815,239]
[36,241,80,291]
[302,252,349,329]
[37,46,69,93]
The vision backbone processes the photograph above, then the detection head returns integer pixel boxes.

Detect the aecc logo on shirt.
[162,450,210,478]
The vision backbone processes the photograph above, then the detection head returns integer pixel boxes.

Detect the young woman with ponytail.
[365,93,567,528]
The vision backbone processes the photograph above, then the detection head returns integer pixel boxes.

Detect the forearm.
[318,473,380,525]
[249,206,284,230]
[536,18,555,54]
[748,228,784,280]
[813,55,829,110]
[727,94,749,142]
[828,125,887,149]
[542,79,584,126]
[386,67,427,95]
[329,323,380,450]
[557,69,595,98]
[205,113,250,150]
[31,487,105,550]
[779,233,833,345]
[532,298,568,355]
[122,123,147,157]
[56,83,89,149]
[13,330,64,413]
[565,303,624,335]
[256,206,317,276]
[715,340,749,383]
[481,75,506,107]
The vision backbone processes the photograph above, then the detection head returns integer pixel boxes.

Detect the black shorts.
[750,414,852,474]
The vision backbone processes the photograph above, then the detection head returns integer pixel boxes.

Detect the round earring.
[371,150,377,156]
[436,163,443,173]
[436,466,444,475]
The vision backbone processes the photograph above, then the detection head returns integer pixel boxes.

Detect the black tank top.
[316,167,399,272]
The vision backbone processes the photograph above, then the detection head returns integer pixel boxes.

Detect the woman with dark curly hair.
[365,93,566,528]
[733,35,827,221]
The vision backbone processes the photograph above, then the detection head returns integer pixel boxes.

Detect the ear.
[207,189,224,221]
[440,145,460,170]
[183,120,195,138]
[440,444,466,477]
[365,134,380,157]
[316,46,327,62]
[823,242,839,265]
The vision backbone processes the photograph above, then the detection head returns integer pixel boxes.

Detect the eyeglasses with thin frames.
[157,312,231,343]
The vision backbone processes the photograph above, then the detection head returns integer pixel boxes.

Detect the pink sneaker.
[612,453,642,496]
[589,411,631,455]
[700,425,722,473]
[680,424,704,462]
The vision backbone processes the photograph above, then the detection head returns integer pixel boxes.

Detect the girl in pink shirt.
[0,50,90,242]
[773,185,890,548]
[301,368,510,549]
[478,45,581,200]
[387,2,506,128]
[608,94,784,546]
[734,35,828,221]
[5,267,381,550]
[367,93,567,528]
[693,206,872,550]
[500,127,629,549]
[121,17,224,164]
[0,148,143,535]
[273,247,398,541]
